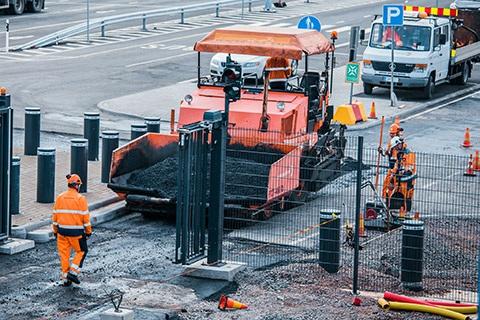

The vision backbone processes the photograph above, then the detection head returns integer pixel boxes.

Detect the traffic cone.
[368,101,378,119]
[464,154,477,177]
[473,150,480,171]
[359,212,366,237]
[218,295,248,311]
[462,128,472,148]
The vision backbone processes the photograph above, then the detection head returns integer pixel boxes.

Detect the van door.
[439,24,451,80]
[431,26,450,81]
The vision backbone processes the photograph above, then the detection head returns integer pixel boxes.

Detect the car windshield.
[369,23,431,51]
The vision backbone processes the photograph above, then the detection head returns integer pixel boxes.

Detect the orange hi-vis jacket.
[265,57,291,82]
[52,188,92,237]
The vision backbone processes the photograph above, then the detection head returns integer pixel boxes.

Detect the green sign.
[345,62,360,84]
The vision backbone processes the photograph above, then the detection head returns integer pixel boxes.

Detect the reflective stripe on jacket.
[52,188,92,236]
[265,57,291,82]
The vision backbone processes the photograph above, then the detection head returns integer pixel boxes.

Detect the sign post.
[5,19,9,53]
[87,0,90,43]
[383,5,404,107]
[345,62,360,104]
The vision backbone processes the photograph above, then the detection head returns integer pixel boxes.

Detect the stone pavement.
[98,65,480,130]
[11,147,118,230]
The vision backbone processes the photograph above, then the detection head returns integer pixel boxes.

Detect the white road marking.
[179,77,199,84]
[125,51,196,68]
[402,90,480,121]
[325,26,351,34]
[9,35,34,40]
[268,23,294,28]
[96,10,116,14]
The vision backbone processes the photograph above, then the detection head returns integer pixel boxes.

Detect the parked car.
[210,53,298,82]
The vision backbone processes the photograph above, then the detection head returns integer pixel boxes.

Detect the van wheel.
[422,75,434,99]
[458,63,469,85]
[27,0,43,12]
[363,82,373,95]
[9,0,25,14]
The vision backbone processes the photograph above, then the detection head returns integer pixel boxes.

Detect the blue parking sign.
[383,5,404,26]
[297,16,321,32]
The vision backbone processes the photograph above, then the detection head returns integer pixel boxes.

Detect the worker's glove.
[86,233,92,239]
[377,147,383,154]
[53,233,57,239]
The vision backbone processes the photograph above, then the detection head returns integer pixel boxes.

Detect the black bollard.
[71,139,88,193]
[318,209,341,273]
[9,157,20,215]
[84,112,100,161]
[401,220,425,291]
[144,116,160,133]
[37,147,55,203]
[131,123,147,140]
[101,130,119,183]
[24,107,41,155]
[0,88,12,241]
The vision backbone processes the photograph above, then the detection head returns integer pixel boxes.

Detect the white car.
[210,53,298,81]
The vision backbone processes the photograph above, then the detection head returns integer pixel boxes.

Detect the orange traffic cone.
[464,154,477,176]
[473,150,480,171]
[462,128,472,148]
[368,101,378,119]
[359,213,366,237]
[218,295,248,311]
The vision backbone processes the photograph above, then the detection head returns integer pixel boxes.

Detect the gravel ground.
[177,262,446,320]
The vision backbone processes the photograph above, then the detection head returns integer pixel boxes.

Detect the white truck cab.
[362,12,452,98]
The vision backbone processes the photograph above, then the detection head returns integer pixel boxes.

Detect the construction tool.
[374,116,385,190]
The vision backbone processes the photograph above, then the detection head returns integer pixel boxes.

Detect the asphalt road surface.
[1,0,467,136]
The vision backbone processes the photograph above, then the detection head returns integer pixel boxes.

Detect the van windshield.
[369,23,431,51]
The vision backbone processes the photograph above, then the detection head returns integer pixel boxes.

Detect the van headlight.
[413,64,427,73]
[363,59,372,69]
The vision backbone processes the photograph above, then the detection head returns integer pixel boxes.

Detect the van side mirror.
[359,29,365,41]
[439,34,447,45]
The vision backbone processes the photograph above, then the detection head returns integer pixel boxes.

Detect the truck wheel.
[422,75,434,99]
[363,82,373,95]
[458,62,469,85]
[27,0,43,12]
[9,0,25,14]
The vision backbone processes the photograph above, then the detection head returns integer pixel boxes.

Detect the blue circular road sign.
[297,15,321,32]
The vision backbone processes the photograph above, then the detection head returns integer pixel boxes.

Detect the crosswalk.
[0,0,378,62]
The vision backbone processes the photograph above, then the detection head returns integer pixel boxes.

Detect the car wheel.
[27,0,43,12]
[422,74,434,99]
[9,0,25,14]
[363,82,373,95]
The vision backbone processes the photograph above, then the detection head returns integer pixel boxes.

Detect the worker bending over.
[379,122,405,168]
[265,56,291,90]
[52,174,92,286]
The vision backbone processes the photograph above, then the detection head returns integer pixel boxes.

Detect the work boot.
[67,272,80,284]
[62,279,72,287]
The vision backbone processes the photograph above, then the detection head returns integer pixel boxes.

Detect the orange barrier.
[218,295,248,310]
[462,128,472,148]
[368,101,378,119]
[464,154,477,177]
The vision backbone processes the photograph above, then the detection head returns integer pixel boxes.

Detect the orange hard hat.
[389,123,402,135]
[66,174,82,187]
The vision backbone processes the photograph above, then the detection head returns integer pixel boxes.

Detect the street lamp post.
[87,0,90,43]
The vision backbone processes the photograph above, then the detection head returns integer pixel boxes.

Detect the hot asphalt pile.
[178,262,443,320]
[127,155,271,200]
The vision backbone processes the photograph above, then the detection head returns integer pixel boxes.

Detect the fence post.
[352,136,363,295]
[24,107,41,156]
[207,112,226,265]
[70,139,88,193]
[101,130,119,183]
[10,157,20,215]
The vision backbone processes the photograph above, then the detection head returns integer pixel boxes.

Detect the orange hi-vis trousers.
[57,234,88,278]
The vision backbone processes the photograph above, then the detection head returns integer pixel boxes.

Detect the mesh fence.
[220,129,480,302]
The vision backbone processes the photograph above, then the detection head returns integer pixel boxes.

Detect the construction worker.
[265,56,291,90]
[52,174,92,286]
[382,26,403,47]
[379,123,405,168]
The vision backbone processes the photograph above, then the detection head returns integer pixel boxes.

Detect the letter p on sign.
[383,4,404,26]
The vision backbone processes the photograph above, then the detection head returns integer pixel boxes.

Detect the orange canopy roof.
[194,25,334,60]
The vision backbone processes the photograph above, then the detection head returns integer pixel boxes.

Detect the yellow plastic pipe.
[378,298,471,320]
[435,305,477,314]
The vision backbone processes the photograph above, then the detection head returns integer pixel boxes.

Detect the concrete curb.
[97,100,145,121]
[348,84,480,131]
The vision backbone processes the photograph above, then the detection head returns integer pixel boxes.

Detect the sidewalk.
[11,147,118,231]
[98,65,480,130]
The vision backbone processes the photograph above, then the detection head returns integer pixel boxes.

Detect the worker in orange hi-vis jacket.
[265,56,292,90]
[52,174,92,287]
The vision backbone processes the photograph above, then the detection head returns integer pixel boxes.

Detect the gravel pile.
[127,155,271,200]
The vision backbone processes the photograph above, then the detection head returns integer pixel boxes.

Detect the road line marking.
[402,91,480,122]
[179,77,198,84]
[96,10,116,14]
[267,23,293,28]
[326,26,351,34]
[125,51,196,68]
[9,35,35,40]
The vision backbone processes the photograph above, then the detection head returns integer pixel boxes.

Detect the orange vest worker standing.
[52,174,92,286]
[265,56,291,90]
